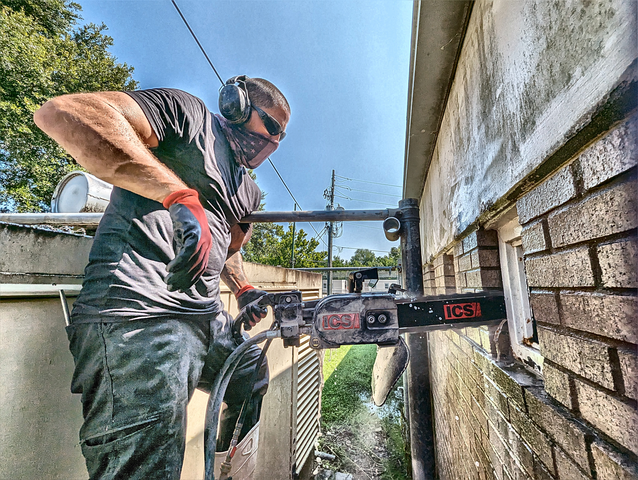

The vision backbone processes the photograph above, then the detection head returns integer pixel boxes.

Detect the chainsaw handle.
[232,295,273,337]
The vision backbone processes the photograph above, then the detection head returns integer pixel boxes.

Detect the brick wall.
[427,116,638,480]
[518,114,638,474]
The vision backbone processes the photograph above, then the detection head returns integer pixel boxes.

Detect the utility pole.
[290,204,296,268]
[324,170,335,295]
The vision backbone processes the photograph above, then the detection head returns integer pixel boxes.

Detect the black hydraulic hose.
[204,330,280,480]
[218,337,274,480]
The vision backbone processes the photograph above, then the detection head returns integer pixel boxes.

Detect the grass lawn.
[318,345,411,479]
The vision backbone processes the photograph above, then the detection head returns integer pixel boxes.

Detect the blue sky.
[79,0,413,259]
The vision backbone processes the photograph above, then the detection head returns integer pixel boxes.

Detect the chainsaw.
[233,267,506,404]
[208,267,506,479]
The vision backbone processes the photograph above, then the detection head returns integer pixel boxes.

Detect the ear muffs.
[219,75,251,124]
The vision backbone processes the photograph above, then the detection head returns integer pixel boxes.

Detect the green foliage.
[242,223,327,268]
[320,344,376,424]
[0,0,137,211]
[339,246,401,268]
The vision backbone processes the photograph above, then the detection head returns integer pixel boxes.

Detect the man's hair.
[245,77,290,115]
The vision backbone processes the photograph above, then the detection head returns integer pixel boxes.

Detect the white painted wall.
[419,0,637,260]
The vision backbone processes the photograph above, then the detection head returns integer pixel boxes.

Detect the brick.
[485,396,510,440]
[522,220,548,254]
[554,447,591,480]
[485,377,510,420]
[529,291,561,325]
[465,269,482,288]
[507,425,538,478]
[467,326,484,348]
[489,362,540,410]
[591,440,638,480]
[548,179,637,248]
[509,405,554,473]
[533,455,557,480]
[464,229,499,252]
[543,363,573,409]
[579,115,638,190]
[525,248,594,288]
[575,380,638,455]
[488,423,512,475]
[518,166,576,224]
[524,387,590,471]
[485,430,506,480]
[618,349,638,401]
[466,268,503,288]
[560,292,638,344]
[480,327,493,354]
[537,327,615,389]
[454,242,464,258]
[435,273,456,289]
[502,466,514,480]
[468,362,484,389]
[598,239,638,288]
[472,249,500,269]
[456,272,467,288]
[459,253,472,272]
[475,441,493,479]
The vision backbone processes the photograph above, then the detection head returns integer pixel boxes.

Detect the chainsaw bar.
[396,292,506,332]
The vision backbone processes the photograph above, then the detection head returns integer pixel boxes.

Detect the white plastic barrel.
[51,171,113,213]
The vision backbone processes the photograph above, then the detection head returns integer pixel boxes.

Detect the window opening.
[497,216,544,373]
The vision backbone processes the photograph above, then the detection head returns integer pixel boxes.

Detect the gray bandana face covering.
[216,115,279,169]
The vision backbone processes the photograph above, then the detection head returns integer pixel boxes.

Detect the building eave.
[403,0,474,200]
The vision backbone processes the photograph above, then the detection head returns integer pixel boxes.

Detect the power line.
[169,1,326,245]
[335,184,401,198]
[268,159,327,246]
[334,245,395,254]
[335,174,402,188]
[267,158,302,211]
[334,194,396,207]
[170,0,224,85]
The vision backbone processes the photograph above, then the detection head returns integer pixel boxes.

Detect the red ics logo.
[321,313,361,331]
[444,302,482,320]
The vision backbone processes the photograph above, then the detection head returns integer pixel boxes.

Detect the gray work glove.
[236,287,269,331]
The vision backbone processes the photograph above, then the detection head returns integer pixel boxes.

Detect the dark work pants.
[66,312,269,480]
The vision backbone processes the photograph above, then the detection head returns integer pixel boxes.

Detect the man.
[34,76,290,479]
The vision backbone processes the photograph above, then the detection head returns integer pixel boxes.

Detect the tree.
[347,247,401,267]
[243,224,327,268]
[376,246,401,267]
[0,0,138,211]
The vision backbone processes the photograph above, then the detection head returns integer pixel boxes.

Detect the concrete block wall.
[427,116,638,480]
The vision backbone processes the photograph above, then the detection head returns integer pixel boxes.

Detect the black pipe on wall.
[399,198,436,480]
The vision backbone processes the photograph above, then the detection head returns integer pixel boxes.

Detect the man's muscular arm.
[221,223,254,295]
[221,251,252,297]
[33,92,187,201]
[35,92,213,292]
[221,223,268,327]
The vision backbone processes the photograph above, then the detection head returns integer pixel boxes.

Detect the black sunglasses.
[253,105,286,140]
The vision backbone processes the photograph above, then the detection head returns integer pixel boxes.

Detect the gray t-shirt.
[71,88,261,322]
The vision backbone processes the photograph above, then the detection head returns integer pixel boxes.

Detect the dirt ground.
[315,391,410,480]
